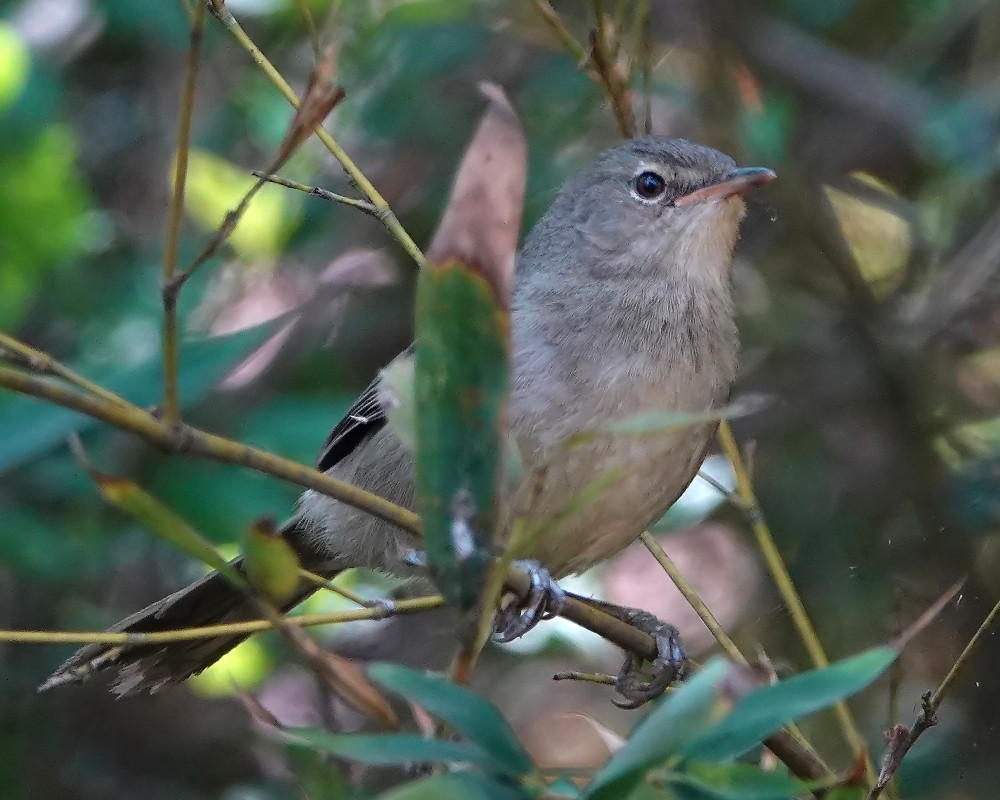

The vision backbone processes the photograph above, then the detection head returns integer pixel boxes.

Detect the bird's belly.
[507,420,714,578]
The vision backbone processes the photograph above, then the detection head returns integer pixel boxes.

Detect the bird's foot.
[583,599,687,708]
[492,560,567,643]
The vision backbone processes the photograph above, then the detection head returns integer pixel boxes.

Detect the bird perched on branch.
[42,135,773,705]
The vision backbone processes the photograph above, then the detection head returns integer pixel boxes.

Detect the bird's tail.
[39,553,330,696]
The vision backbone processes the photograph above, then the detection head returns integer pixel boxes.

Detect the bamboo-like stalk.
[160,1,205,424]
[717,420,872,775]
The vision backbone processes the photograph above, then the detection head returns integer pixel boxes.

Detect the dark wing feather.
[316,345,412,472]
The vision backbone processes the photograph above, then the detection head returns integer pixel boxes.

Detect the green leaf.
[89,470,246,590]
[368,663,532,778]
[582,658,732,800]
[290,730,497,769]
[0,324,273,474]
[680,647,896,762]
[672,761,812,799]
[822,789,866,800]
[375,772,529,800]
[243,517,300,604]
[414,263,508,608]
[604,403,750,436]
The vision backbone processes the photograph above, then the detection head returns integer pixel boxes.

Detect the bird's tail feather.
[39,555,327,696]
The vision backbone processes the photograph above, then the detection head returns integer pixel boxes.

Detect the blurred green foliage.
[2,0,1000,798]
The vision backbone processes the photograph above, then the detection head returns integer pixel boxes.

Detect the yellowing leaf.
[181,149,291,259]
[825,175,912,299]
[189,638,272,697]
[0,23,29,112]
[89,471,245,589]
[243,518,301,604]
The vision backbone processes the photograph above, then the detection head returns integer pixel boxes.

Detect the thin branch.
[640,531,832,778]
[207,0,427,271]
[630,0,653,135]
[868,588,1000,798]
[0,332,129,408]
[252,171,381,217]
[0,365,422,534]
[298,567,383,608]
[588,29,636,138]
[640,532,745,663]
[531,0,589,63]
[717,419,872,777]
[553,670,618,686]
[292,0,320,59]
[161,0,206,424]
[2,597,443,646]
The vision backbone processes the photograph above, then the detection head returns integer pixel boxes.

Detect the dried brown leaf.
[426,82,526,303]
[233,682,284,731]
[275,44,345,166]
[281,624,399,729]
[872,723,910,791]
[891,581,963,654]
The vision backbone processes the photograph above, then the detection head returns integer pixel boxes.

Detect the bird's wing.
[315,345,412,472]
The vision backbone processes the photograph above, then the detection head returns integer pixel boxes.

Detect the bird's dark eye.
[634,170,667,200]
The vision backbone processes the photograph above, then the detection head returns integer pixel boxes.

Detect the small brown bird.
[42,136,773,702]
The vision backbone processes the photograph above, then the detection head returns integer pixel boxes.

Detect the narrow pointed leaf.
[368,663,532,777]
[415,84,525,608]
[375,772,530,800]
[582,658,732,800]
[290,730,496,769]
[88,470,245,589]
[672,761,814,799]
[680,647,896,762]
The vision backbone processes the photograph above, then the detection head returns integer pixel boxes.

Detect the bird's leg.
[573,596,687,708]
[492,560,568,643]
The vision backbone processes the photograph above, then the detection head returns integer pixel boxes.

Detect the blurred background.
[2,0,1000,797]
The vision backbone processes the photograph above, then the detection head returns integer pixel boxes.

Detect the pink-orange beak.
[674,166,776,207]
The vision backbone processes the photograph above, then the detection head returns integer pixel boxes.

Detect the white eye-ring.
[631,169,668,203]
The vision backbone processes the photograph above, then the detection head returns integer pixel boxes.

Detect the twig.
[531,0,589,64]
[717,420,872,777]
[292,0,320,59]
[588,28,636,138]
[161,1,205,424]
[631,1,653,135]
[0,365,422,534]
[553,670,617,686]
[640,531,832,777]
[0,332,129,408]
[298,568,374,608]
[868,588,1000,798]
[531,1,635,138]
[207,0,427,271]
[640,532,745,663]
[1,597,443,646]
[252,171,381,217]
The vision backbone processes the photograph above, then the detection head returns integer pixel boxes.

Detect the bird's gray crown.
[578,136,738,207]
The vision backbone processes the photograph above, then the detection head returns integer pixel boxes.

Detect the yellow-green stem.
[717,419,871,774]
[161,0,205,424]
[208,2,427,271]
[0,596,443,645]
[0,332,129,408]
[640,530,831,774]
[0,366,422,534]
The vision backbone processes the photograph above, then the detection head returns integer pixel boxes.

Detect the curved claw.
[493,561,567,643]
[612,612,686,709]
